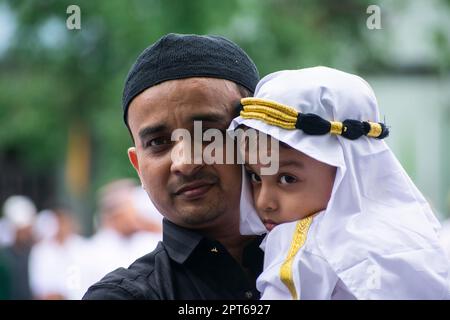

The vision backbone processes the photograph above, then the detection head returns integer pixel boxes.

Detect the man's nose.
[170,140,204,177]
[255,184,278,214]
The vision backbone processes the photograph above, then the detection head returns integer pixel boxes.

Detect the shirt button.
[210,247,219,253]
[244,291,253,299]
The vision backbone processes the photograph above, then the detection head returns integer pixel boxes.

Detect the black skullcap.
[122,33,259,126]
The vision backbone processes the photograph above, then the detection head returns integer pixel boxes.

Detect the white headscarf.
[229,67,449,299]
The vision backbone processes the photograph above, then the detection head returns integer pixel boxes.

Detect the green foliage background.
[1,0,449,231]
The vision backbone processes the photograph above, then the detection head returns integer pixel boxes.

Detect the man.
[83,33,263,299]
[29,207,88,300]
[0,195,36,299]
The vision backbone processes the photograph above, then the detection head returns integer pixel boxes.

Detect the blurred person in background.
[32,209,59,243]
[129,185,163,257]
[28,208,88,300]
[84,179,162,289]
[0,195,37,299]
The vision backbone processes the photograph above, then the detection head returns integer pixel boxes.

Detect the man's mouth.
[263,219,278,231]
[174,181,216,200]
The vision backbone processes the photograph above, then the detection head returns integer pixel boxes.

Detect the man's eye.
[146,137,171,148]
[280,175,297,185]
[249,172,261,183]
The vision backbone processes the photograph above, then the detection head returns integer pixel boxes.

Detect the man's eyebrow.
[138,124,168,140]
[190,113,227,124]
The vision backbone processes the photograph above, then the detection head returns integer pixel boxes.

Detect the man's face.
[127,78,243,230]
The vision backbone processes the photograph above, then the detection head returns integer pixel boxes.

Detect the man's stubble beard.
[167,168,231,227]
[174,189,228,227]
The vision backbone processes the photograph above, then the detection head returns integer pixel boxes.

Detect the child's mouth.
[263,219,278,231]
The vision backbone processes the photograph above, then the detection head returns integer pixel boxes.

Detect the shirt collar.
[162,218,204,264]
[162,218,264,269]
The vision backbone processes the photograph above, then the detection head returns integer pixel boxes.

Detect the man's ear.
[128,147,140,174]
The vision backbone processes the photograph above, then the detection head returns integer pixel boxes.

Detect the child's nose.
[256,185,278,213]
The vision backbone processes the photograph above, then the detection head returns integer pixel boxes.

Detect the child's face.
[245,143,336,232]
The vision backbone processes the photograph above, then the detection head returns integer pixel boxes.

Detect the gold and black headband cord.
[236,98,389,140]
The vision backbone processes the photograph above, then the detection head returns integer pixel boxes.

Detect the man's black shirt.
[82,219,264,300]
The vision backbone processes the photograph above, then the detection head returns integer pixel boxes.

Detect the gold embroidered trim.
[367,122,382,137]
[329,121,343,135]
[279,216,313,300]
[239,98,387,140]
[240,111,296,129]
[241,97,299,117]
[242,105,298,123]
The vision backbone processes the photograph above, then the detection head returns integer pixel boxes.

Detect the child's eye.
[280,175,297,185]
[249,172,261,183]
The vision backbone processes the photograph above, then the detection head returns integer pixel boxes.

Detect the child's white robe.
[258,212,353,299]
[258,212,449,299]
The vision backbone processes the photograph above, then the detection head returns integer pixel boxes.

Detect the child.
[228,67,450,299]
